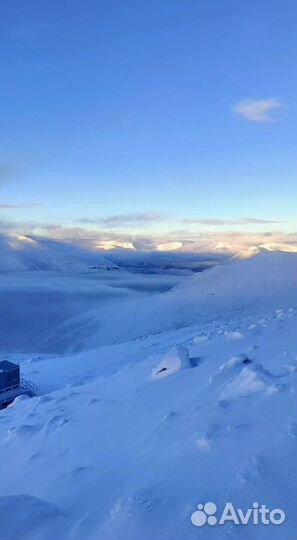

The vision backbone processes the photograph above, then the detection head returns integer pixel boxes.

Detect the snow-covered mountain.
[0,234,118,272]
[233,243,297,259]
[0,252,296,540]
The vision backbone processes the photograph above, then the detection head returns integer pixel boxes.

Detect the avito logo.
[191,501,286,527]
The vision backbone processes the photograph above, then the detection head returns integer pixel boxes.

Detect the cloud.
[0,203,42,209]
[77,214,281,229]
[234,99,284,122]
[0,217,295,256]
[183,217,283,226]
[76,212,169,228]
[156,241,183,252]
[95,240,135,251]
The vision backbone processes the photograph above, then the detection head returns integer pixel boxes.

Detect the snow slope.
[0,253,296,540]
[39,252,297,352]
[0,270,185,352]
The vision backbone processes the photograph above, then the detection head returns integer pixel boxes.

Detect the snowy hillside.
[0,234,118,272]
[0,252,296,540]
[0,270,184,352]
[40,252,297,352]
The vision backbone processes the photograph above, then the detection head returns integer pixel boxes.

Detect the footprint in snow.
[196,422,249,450]
[196,436,211,450]
[110,489,157,518]
[225,330,244,341]
[192,335,209,344]
[247,344,259,352]
[163,410,178,421]
[86,397,101,406]
[286,420,297,439]
[238,456,267,484]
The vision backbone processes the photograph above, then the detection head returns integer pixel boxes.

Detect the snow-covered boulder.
[151,345,190,380]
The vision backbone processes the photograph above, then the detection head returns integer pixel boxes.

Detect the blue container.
[0,361,20,391]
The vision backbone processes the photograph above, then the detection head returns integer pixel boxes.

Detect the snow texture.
[0,252,296,540]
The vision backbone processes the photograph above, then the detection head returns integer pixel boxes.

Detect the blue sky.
[0,0,296,252]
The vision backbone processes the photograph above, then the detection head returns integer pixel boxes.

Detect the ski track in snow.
[0,253,297,540]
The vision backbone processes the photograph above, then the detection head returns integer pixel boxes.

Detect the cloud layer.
[0,218,295,256]
[183,217,283,226]
[234,99,284,122]
[76,212,168,228]
[0,203,41,209]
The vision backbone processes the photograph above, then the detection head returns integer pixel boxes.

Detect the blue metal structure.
[0,360,39,409]
[0,360,20,391]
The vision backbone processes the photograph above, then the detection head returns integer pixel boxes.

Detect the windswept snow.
[0,252,296,540]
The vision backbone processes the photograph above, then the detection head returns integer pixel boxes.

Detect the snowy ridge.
[0,234,118,272]
[233,243,297,259]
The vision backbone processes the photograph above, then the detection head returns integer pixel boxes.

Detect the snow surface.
[0,252,296,539]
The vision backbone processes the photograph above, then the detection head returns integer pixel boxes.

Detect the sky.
[0,0,296,253]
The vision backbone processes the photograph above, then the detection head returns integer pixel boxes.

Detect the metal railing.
[20,377,40,396]
[0,377,39,405]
